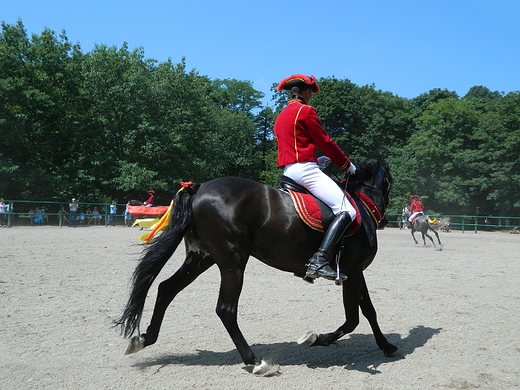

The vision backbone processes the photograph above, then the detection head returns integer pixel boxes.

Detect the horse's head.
[350,159,392,229]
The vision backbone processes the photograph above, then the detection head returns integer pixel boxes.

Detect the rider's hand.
[347,162,357,174]
[317,156,331,169]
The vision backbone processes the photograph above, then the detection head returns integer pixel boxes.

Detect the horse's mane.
[356,159,381,181]
[346,159,387,192]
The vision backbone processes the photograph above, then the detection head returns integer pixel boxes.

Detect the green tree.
[252,106,277,185]
[210,78,263,116]
[406,98,485,214]
[0,20,85,199]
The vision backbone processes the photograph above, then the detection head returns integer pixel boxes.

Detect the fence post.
[474,216,478,234]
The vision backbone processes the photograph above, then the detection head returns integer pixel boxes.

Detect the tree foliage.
[1,20,519,216]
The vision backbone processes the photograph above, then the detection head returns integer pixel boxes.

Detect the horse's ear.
[385,162,392,171]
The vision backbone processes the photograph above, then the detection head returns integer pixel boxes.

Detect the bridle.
[331,163,391,228]
[359,168,391,228]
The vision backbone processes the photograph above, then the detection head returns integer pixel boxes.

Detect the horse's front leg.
[301,272,363,347]
[216,264,261,368]
[358,274,398,356]
[411,230,418,244]
[125,253,214,354]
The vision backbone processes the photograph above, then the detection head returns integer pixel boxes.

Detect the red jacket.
[274,99,351,170]
[144,194,154,205]
[410,200,424,213]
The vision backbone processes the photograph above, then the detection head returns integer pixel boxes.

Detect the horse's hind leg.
[423,232,436,248]
[433,229,442,245]
[304,272,364,347]
[358,275,398,356]
[126,251,215,354]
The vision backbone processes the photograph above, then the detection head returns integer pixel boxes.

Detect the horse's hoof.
[297,331,317,346]
[252,360,280,376]
[124,335,145,355]
[383,345,399,357]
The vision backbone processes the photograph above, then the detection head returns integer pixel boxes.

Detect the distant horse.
[116,160,397,375]
[402,206,442,249]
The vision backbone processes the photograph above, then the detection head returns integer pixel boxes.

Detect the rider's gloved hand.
[317,156,331,169]
[347,162,356,174]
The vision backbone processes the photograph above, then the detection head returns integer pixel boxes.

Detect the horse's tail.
[115,184,198,338]
[429,216,450,230]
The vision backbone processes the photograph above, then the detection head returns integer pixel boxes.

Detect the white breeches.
[283,162,356,219]
[408,211,423,222]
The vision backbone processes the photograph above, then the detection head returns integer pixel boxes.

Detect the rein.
[328,164,389,228]
[356,190,384,228]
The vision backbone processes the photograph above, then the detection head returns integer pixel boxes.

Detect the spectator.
[484,218,493,232]
[0,198,7,227]
[41,207,48,224]
[91,207,101,225]
[69,198,78,227]
[108,201,117,226]
[60,208,69,225]
[85,208,92,224]
[124,201,133,227]
[34,207,43,224]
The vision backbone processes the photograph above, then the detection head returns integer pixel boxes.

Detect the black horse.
[402,207,442,249]
[116,159,397,374]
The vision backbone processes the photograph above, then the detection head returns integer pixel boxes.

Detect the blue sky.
[2,0,519,104]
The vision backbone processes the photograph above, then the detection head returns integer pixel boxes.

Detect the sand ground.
[0,225,519,389]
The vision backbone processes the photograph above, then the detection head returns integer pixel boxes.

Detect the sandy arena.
[1,225,519,389]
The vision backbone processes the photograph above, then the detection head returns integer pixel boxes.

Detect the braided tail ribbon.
[139,181,194,243]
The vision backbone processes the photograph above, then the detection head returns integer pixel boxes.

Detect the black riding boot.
[305,212,353,281]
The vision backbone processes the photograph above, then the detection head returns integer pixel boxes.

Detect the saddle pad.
[288,190,361,235]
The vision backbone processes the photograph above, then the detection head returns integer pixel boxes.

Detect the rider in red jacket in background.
[143,190,155,207]
[408,195,424,226]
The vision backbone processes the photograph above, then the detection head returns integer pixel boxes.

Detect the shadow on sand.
[131,325,441,375]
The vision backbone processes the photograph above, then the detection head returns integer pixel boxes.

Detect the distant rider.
[408,195,424,227]
[143,190,155,207]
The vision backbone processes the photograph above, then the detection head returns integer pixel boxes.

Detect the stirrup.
[305,262,338,281]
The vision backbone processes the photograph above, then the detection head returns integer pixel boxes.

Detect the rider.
[274,74,357,282]
[143,190,155,207]
[408,195,424,227]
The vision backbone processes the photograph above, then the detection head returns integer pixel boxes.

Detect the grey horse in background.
[402,206,443,250]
